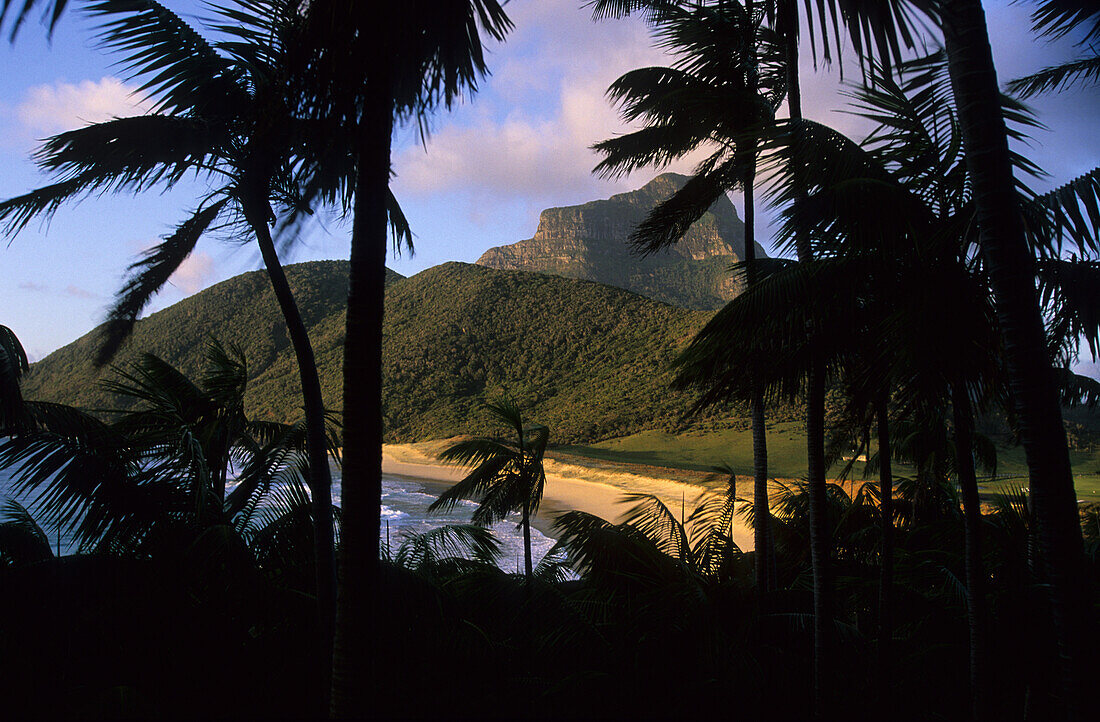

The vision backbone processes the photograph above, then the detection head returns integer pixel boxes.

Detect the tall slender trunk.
[940,2,1089,716]
[782,1,831,713]
[876,392,894,709]
[330,89,392,718]
[744,171,771,600]
[522,499,533,585]
[951,379,989,719]
[249,215,337,690]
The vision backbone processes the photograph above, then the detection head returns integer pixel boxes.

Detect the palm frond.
[427,453,511,516]
[393,523,502,570]
[0,325,28,432]
[0,177,105,237]
[201,338,249,406]
[1036,257,1100,362]
[96,199,228,365]
[1053,367,1100,408]
[483,396,525,439]
[630,158,744,255]
[0,498,53,565]
[1029,0,1100,42]
[551,508,683,585]
[84,0,247,115]
[619,491,691,562]
[533,545,575,584]
[0,0,67,39]
[437,438,515,469]
[35,114,227,191]
[387,188,413,255]
[798,0,938,76]
[593,125,711,179]
[1031,168,1100,256]
[1008,54,1100,98]
[687,471,742,577]
[588,0,680,22]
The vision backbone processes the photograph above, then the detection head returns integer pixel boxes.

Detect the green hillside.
[23,260,370,420]
[24,260,779,444]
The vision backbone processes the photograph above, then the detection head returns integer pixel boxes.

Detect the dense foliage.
[24,260,801,444]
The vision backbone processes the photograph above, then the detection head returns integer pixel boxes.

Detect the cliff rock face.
[476,173,759,309]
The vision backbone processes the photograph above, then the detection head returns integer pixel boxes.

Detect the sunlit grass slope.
[561,422,1100,501]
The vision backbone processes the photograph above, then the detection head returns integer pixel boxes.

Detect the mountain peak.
[477,174,757,310]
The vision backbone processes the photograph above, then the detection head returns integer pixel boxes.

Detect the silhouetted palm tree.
[937,2,1094,712]
[430,399,549,585]
[0,0,345,652]
[592,0,786,600]
[0,342,332,574]
[287,5,512,712]
[676,48,1098,712]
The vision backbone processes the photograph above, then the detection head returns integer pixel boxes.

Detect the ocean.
[0,461,557,569]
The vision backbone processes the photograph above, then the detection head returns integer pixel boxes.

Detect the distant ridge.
[476,173,764,310]
[24,260,772,444]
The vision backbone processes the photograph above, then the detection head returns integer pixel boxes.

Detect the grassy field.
[557,421,1100,502]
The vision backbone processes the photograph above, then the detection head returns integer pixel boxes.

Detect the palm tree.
[286,4,512,713]
[429,399,549,585]
[0,342,330,566]
[937,2,1093,713]
[675,47,1099,713]
[591,0,787,602]
[592,4,938,709]
[0,0,344,658]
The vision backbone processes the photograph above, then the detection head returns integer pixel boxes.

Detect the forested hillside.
[24,260,784,444]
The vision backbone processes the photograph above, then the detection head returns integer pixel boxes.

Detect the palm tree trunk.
[782,1,831,712]
[249,215,338,687]
[876,392,894,709]
[744,166,772,600]
[522,499,533,585]
[330,94,392,719]
[951,379,988,719]
[940,2,1089,716]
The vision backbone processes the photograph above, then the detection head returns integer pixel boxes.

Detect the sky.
[0,0,1097,378]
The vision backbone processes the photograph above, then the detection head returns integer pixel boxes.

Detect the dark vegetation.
[1,0,1099,720]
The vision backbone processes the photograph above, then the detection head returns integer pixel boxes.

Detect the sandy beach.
[383,440,756,550]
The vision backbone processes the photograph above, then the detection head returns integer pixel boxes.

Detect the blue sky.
[1,1,1097,380]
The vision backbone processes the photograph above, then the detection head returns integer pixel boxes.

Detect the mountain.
[476,173,762,310]
[24,260,765,445]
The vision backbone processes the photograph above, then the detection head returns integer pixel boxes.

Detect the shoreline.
[382,441,756,549]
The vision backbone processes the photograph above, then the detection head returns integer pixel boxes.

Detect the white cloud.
[63,284,99,300]
[169,251,215,295]
[390,0,857,206]
[16,77,151,136]
[391,2,701,203]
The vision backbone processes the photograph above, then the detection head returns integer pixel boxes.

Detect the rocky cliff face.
[476,173,759,309]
